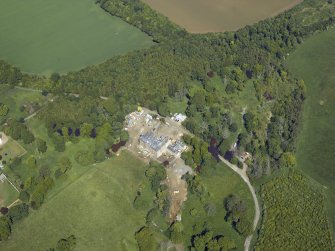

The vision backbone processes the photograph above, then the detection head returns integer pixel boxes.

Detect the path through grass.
[181,162,254,249]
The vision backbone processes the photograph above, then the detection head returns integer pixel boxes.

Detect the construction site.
[124,107,193,221]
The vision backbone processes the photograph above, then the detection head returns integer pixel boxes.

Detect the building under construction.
[139,131,169,158]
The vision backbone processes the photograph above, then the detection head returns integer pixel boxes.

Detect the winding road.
[218,156,260,251]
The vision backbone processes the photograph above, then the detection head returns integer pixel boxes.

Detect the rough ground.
[166,158,193,221]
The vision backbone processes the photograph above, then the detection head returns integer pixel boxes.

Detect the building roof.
[168,140,186,154]
[140,132,168,152]
[174,113,187,122]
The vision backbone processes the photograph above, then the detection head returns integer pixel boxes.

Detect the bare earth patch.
[166,158,193,221]
[141,0,303,33]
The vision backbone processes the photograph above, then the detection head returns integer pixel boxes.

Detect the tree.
[36,138,47,153]
[145,162,167,191]
[39,165,51,178]
[192,230,213,251]
[224,194,253,236]
[56,235,76,251]
[279,152,296,168]
[50,72,60,83]
[80,123,93,137]
[26,155,37,169]
[94,148,106,162]
[235,216,252,236]
[21,128,35,144]
[229,122,238,133]
[19,191,30,203]
[30,191,44,209]
[169,221,184,244]
[181,151,193,166]
[0,207,8,215]
[0,103,9,117]
[0,216,11,241]
[54,168,64,179]
[53,135,65,152]
[102,96,119,114]
[7,203,29,223]
[157,103,169,117]
[57,156,72,173]
[75,150,94,166]
[243,112,256,132]
[135,227,157,251]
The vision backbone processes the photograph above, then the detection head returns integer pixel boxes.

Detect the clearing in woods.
[0,0,153,75]
[141,0,302,33]
[286,28,335,237]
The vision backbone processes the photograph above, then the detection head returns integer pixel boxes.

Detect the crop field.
[141,0,302,33]
[181,163,254,249]
[255,171,333,250]
[286,28,335,235]
[0,152,154,251]
[0,0,154,75]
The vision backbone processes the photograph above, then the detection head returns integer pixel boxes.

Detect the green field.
[0,0,153,75]
[0,152,154,251]
[0,178,19,208]
[0,86,51,123]
[286,28,335,234]
[181,163,254,249]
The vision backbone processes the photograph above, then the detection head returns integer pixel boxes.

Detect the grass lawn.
[0,138,26,165]
[0,178,19,208]
[286,27,335,235]
[0,85,50,122]
[0,0,153,75]
[18,118,97,190]
[181,162,254,249]
[0,151,155,251]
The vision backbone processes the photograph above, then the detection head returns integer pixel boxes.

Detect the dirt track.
[166,158,193,221]
[218,156,260,251]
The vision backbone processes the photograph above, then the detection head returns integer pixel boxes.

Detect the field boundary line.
[12,139,27,158]
[8,199,21,208]
[2,174,20,193]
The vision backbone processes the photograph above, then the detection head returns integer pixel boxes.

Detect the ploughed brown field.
[141,0,302,33]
